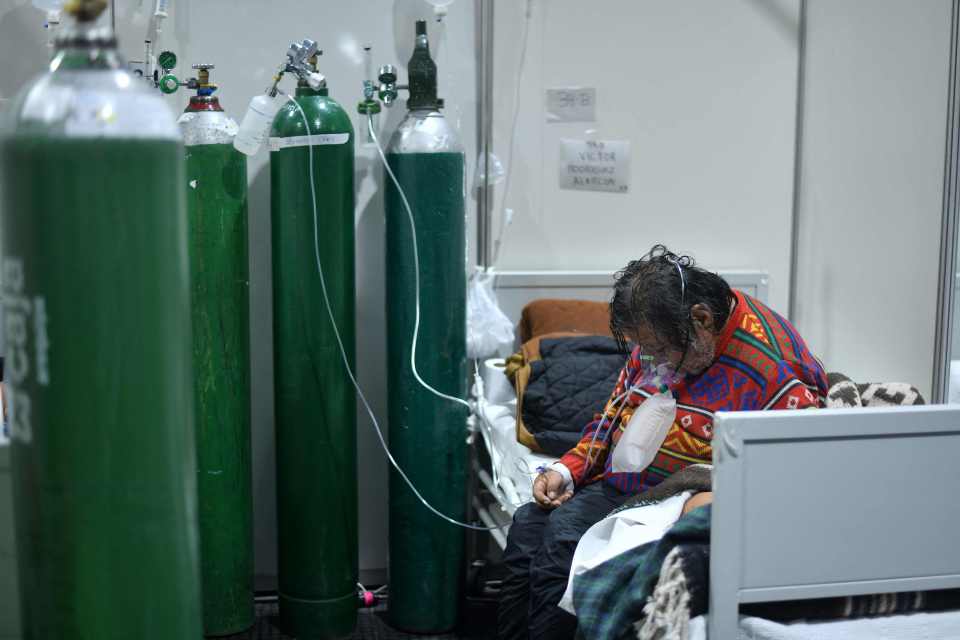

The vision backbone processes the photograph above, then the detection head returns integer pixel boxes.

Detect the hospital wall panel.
[487,0,801,315]
[792,0,952,400]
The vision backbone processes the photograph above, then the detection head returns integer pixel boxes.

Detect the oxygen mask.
[637,353,680,391]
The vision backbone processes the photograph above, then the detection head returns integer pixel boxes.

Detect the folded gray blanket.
[612,465,713,515]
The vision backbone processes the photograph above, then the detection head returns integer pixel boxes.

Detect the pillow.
[519,298,612,343]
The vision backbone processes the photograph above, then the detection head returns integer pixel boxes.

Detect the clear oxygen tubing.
[365,114,473,412]
[582,357,674,470]
[490,0,532,267]
[281,93,501,532]
[583,385,635,470]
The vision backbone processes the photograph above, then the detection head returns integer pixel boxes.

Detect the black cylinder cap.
[407,20,441,110]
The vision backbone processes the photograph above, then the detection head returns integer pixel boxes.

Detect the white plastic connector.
[306,72,326,90]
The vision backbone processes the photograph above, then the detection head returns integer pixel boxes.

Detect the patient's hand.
[533,470,573,510]
[682,491,713,515]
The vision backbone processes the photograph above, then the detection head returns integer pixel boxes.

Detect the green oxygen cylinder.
[0,99,21,640]
[385,20,468,634]
[0,3,202,639]
[177,65,253,637]
[0,442,21,640]
[269,59,358,639]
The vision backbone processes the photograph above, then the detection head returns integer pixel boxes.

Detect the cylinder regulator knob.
[157,51,180,94]
[358,80,382,115]
[192,63,215,88]
[158,50,178,72]
[377,64,399,106]
[287,39,319,71]
[378,64,397,85]
[159,74,180,94]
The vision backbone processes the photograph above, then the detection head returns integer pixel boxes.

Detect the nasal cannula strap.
[284,92,500,531]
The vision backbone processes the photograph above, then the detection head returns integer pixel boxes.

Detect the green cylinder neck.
[296,85,328,97]
[51,47,122,71]
[51,21,120,70]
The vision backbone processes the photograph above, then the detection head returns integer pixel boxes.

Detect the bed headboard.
[709,406,960,638]
[492,270,769,325]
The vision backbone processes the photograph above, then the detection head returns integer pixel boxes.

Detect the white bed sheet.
[560,492,692,615]
[476,397,557,511]
[688,610,960,639]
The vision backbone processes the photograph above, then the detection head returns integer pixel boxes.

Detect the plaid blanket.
[573,506,712,640]
[576,503,960,640]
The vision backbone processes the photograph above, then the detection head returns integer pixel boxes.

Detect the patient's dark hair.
[609,245,733,352]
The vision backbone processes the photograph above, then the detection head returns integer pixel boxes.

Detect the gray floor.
[227,601,464,640]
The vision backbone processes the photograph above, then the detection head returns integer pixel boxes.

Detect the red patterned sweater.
[557,289,828,493]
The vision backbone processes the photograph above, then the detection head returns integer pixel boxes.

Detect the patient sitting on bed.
[497,245,827,640]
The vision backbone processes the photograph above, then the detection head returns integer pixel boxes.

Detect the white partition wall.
[487,0,801,314]
[792,0,953,400]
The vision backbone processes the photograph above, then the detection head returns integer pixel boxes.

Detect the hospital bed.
[469,270,960,637]
[470,269,770,548]
[703,405,960,639]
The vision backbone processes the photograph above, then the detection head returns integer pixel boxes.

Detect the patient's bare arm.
[682,491,713,515]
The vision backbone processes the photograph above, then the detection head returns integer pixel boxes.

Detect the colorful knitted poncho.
[558,290,828,493]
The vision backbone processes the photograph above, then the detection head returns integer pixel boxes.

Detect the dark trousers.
[497,481,628,640]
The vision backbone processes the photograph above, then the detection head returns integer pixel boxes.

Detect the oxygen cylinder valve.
[190,63,218,95]
[234,37,329,156]
[357,80,382,115]
[156,50,180,94]
[62,0,107,22]
[358,20,443,113]
[281,41,327,90]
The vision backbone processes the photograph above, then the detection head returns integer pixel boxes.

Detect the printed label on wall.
[546,87,596,123]
[268,133,351,151]
[559,138,630,193]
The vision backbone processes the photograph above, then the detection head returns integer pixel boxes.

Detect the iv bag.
[467,268,515,359]
[424,0,455,18]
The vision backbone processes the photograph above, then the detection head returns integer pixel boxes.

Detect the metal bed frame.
[710,405,960,638]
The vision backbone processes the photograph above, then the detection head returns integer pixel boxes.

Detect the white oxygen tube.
[365,115,473,412]
[272,92,501,531]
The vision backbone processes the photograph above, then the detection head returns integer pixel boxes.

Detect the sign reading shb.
[546,87,596,123]
[559,139,630,193]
